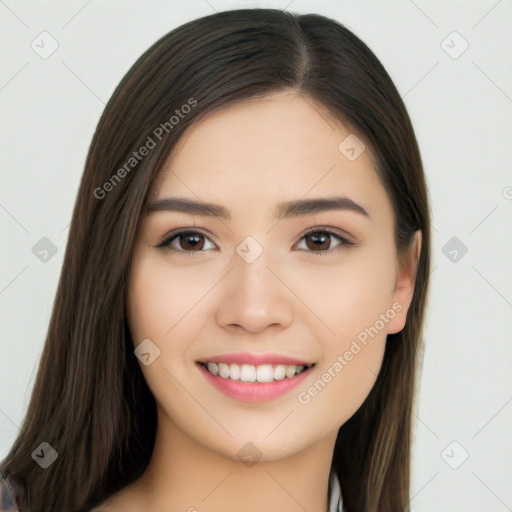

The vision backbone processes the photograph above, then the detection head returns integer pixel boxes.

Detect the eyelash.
[154,226,355,256]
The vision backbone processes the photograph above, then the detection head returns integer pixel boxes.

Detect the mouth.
[198,361,314,382]
[196,355,316,402]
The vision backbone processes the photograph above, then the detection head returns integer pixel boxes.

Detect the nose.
[215,246,295,334]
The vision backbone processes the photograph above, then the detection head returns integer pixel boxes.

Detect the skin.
[96,90,421,512]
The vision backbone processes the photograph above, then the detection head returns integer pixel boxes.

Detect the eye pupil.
[181,233,204,251]
[306,232,330,251]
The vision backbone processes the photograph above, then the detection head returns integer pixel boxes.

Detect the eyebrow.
[147,195,370,221]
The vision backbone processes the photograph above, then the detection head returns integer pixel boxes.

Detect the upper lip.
[198,352,313,366]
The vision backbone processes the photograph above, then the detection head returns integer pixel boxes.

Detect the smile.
[203,362,312,382]
[197,354,315,402]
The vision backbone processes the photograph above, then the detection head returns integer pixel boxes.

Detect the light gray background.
[1,1,511,510]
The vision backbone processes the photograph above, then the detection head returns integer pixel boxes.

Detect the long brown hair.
[1,8,431,511]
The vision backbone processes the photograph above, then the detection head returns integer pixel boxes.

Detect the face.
[127,91,418,462]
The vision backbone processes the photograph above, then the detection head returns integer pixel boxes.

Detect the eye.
[155,230,217,254]
[154,227,354,256]
[294,228,354,255]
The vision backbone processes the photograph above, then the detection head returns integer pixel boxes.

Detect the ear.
[387,230,422,335]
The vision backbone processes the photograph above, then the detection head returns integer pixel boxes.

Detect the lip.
[198,352,312,366]
[197,357,315,402]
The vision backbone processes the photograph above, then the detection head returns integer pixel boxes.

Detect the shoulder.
[88,484,142,512]
[0,476,125,512]
[87,499,114,512]
[88,505,110,512]
[0,476,19,512]
[88,495,116,512]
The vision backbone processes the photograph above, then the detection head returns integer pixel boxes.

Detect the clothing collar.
[329,468,342,512]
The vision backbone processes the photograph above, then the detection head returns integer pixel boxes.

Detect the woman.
[1,8,431,512]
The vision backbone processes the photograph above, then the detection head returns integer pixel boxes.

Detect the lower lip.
[198,363,314,402]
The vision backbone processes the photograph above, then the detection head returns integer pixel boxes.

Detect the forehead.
[152,91,389,221]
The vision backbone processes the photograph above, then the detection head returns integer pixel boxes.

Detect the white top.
[329,468,343,512]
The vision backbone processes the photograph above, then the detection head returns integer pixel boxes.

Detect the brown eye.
[155,230,216,253]
[155,227,353,256]
[296,229,353,254]
[305,232,331,251]
[177,232,206,251]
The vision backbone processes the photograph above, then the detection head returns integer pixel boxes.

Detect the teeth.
[240,364,256,382]
[218,363,230,379]
[285,365,297,378]
[229,363,240,380]
[207,362,218,376]
[256,364,274,383]
[205,362,310,382]
[273,364,286,380]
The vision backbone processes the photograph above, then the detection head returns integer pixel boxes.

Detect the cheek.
[127,254,208,345]
[287,244,396,339]
[295,338,386,433]
[126,256,208,410]
[289,247,394,422]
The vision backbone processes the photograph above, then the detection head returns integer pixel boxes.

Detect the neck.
[135,405,338,512]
